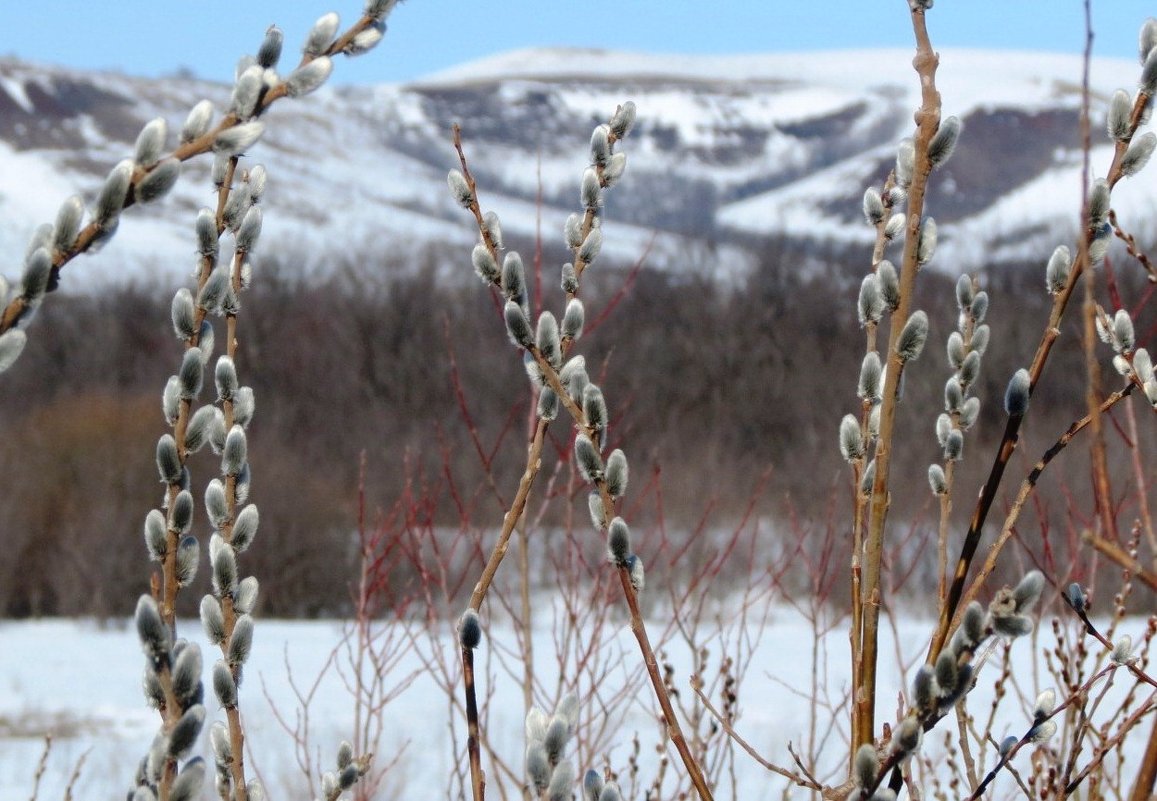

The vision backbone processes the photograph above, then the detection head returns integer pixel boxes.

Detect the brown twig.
[927,49,1157,668]
[858,1,942,749]
[0,13,384,338]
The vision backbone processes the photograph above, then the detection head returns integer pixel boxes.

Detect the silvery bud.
[96,160,134,226]
[928,463,947,495]
[548,762,575,801]
[458,608,482,649]
[604,152,627,185]
[502,251,527,307]
[213,122,265,156]
[588,492,606,530]
[605,449,628,498]
[222,425,247,476]
[232,504,259,552]
[171,489,194,534]
[171,288,196,340]
[157,434,182,484]
[231,66,263,118]
[590,124,611,166]
[480,210,503,248]
[562,298,585,340]
[1134,348,1154,383]
[917,217,938,264]
[213,660,237,707]
[169,704,206,759]
[504,301,533,349]
[896,310,929,361]
[877,260,900,309]
[936,412,952,446]
[955,274,974,311]
[136,594,170,659]
[210,721,232,765]
[575,433,603,481]
[946,331,965,369]
[584,769,604,801]
[169,758,205,801]
[347,21,385,54]
[609,101,637,138]
[304,12,340,56]
[172,643,203,706]
[971,324,990,356]
[1029,720,1058,744]
[863,187,885,225]
[960,396,980,429]
[536,311,561,368]
[581,167,601,209]
[527,743,550,792]
[205,479,228,528]
[1012,570,1045,612]
[1143,48,1157,95]
[215,356,237,401]
[201,595,226,644]
[286,56,333,97]
[1109,89,1133,141]
[854,743,879,790]
[134,118,168,168]
[53,196,84,253]
[257,25,284,68]
[1045,245,1071,294]
[565,213,583,248]
[895,138,915,187]
[884,213,906,240]
[234,576,259,614]
[943,429,963,461]
[858,274,884,325]
[145,509,167,560]
[607,517,631,565]
[1004,368,1031,416]
[561,262,578,293]
[959,350,981,386]
[1033,688,1056,721]
[839,414,864,461]
[198,267,231,315]
[233,386,255,428]
[181,100,214,143]
[578,228,603,265]
[537,386,559,421]
[471,244,499,283]
[928,116,961,167]
[1112,634,1136,664]
[1087,178,1111,227]
[1122,132,1157,176]
[1142,18,1157,64]
[179,347,204,399]
[1112,309,1135,353]
[858,351,882,402]
[860,458,876,495]
[583,384,607,433]
[163,376,181,425]
[228,614,254,666]
[236,206,263,252]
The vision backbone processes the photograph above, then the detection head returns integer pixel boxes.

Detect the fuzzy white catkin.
[181,100,214,143]
[52,196,84,253]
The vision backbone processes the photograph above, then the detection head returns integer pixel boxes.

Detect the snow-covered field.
[0,605,1150,799]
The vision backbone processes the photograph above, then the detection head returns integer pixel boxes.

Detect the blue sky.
[3,1,1154,85]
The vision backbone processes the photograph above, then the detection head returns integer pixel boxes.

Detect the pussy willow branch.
[1084,534,1157,593]
[857,3,941,749]
[1109,209,1157,282]
[0,11,383,337]
[927,72,1156,666]
[454,122,713,800]
[956,385,1134,617]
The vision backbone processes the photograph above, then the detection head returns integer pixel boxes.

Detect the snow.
[0,607,1150,799]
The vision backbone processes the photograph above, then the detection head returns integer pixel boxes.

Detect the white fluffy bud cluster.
[526,696,581,801]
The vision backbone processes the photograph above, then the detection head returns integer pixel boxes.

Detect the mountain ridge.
[0,46,1152,289]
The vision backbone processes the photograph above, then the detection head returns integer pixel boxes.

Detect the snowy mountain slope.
[0,47,1153,289]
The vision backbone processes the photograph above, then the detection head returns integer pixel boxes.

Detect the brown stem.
[858,4,941,749]
[618,567,714,801]
[463,646,486,801]
[1083,533,1157,593]
[1129,713,1157,801]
